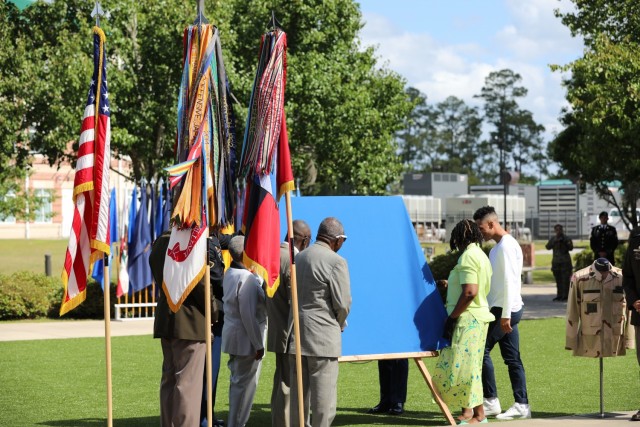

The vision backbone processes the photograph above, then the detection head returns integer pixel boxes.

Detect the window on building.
[0,191,16,223]
[34,189,52,223]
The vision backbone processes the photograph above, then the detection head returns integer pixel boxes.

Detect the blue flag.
[150,180,157,241]
[127,183,153,292]
[162,183,171,233]
[127,186,137,245]
[91,256,105,290]
[155,178,165,238]
[91,188,118,290]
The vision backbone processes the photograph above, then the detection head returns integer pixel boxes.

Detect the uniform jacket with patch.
[566,263,627,357]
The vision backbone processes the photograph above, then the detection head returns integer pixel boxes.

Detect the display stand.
[339,352,455,426]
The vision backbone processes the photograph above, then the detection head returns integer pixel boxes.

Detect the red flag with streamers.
[240,29,294,297]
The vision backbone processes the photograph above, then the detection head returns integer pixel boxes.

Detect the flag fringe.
[92,240,111,256]
[59,276,87,316]
[162,262,207,313]
[277,180,295,202]
[243,251,280,297]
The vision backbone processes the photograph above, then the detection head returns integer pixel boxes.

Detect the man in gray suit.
[289,217,352,427]
[151,230,211,427]
[221,236,267,427]
[268,219,312,427]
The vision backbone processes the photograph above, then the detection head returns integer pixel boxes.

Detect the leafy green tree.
[475,69,546,184]
[395,87,436,172]
[0,1,52,220]
[5,0,411,196]
[431,96,484,183]
[554,0,640,47]
[216,0,413,195]
[550,35,640,229]
[11,0,196,182]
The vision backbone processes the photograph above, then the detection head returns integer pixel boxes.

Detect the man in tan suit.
[289,217,352,427]
[268,219,311,427]
[151,230,211,427]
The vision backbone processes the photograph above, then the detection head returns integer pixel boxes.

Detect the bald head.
[317,217,344,238]
[292,219,311,251]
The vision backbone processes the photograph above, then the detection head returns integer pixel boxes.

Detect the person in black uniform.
[622,228,640,421]
[590,211,618,265]
[367,359,409,415]
[546,224,573,302]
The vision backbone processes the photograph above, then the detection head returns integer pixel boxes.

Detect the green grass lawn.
[0,239,68,275]
[1,317,637,426]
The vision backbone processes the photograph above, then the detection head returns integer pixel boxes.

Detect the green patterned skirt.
[433,311,489,409]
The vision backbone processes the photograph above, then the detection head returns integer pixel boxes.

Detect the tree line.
[397,69,548,185]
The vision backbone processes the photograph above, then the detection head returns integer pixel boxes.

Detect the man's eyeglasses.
[335,234,348,242]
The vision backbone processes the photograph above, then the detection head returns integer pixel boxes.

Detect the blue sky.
[356,0,584,142]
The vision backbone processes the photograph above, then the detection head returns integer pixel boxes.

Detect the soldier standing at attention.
[546,224,574,302]
[590,211,618,265]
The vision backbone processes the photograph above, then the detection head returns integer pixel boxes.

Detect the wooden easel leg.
[414,358,456,426]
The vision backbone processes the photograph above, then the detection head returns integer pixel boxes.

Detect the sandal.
[632,410,640,421]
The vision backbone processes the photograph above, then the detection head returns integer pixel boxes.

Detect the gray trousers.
[289,355,339,427]
[270,352,291,427]
[227,354,263,427]
[160,338,206,427]
[636,325,640,367]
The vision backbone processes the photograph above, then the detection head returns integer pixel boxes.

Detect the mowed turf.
[0,317,638,426]
[0,239,68,275]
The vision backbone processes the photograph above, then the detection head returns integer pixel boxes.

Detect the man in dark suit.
[268,219,311,427]
[151,230,211,427]
[367,359,409,415]
[591,211,618,265]
[289,217,352,427]
[622,228,640,421]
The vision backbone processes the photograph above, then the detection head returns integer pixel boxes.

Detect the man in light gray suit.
[268,219,312,427]
[289,217,352,427]
[221,236,267,427]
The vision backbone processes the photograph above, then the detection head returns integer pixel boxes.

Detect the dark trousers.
[552,266,572,299]
[377,359,408,405]
[200,333,222,427]
[482,306,528,404]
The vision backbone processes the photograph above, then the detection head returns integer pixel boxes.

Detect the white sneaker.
[483,397,501,416]
[496,402,532,420]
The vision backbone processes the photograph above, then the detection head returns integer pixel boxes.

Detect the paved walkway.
[1,284,638,426]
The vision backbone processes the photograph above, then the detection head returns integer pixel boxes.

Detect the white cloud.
[358,0,584,143]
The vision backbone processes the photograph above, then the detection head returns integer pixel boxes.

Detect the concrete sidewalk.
[0,317,154,341]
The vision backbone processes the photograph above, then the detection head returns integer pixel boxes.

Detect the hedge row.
[0,272,117,320]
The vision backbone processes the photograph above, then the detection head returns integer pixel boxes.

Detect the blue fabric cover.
[280,196,447,356]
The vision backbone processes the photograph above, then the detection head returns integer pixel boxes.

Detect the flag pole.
[204,228,213,427]
[103,254,113,427]
[285,191,305,427]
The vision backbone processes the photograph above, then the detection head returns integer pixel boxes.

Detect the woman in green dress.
[434,219,495,424]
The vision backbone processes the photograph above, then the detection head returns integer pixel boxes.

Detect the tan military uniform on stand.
[566,263,627,357]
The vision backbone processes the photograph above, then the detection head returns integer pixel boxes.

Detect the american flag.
[60,27,111,315]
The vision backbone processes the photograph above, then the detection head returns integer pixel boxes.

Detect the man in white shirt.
[474,206,531,420]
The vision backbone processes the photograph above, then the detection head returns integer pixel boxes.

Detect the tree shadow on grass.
[38,417,159,426]
[248,403,449,427]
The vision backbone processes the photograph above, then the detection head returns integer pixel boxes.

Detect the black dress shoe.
[553,297,561,301]
[367,403,390,414]
[213,420,225,427]
[388,402,404,415]
[631,409,640,421]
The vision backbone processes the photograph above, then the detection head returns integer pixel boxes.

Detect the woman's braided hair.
[449,219,484,252]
